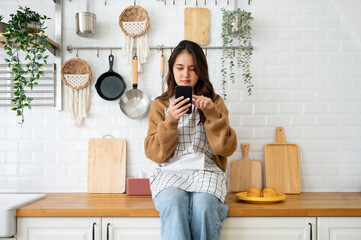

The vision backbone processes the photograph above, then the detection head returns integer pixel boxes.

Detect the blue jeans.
[153,187,229,240]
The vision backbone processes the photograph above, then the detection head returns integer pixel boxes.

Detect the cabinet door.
[318,217,361,240]
[17,217,101,240]
[102,217,161,240]
[221,217,316,240]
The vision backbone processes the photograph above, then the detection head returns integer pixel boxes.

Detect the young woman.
[144,40,237,240]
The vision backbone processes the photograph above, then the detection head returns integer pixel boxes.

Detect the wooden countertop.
[16,192,361,217]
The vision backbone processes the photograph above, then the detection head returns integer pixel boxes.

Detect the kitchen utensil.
[95,54,126,101]
[160,52,166,93]
[264,127,301,194]
[160,52,164,78]
[126,178,151,196]
[75,0,96,37]
[229,143,262,192]
[184,8,210,45]
[88,135,126,193]
[118,55,151,119]
[61,58,92,126]
[235,192,286,204]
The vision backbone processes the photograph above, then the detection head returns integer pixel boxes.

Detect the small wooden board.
[229,143,263,192]
[88,138,126,193]
[264,127,301,194]
[184,8,210,45]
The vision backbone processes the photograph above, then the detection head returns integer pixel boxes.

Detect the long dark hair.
[158,40,215,123]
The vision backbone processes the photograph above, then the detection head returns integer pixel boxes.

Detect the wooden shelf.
[0,33,59,55]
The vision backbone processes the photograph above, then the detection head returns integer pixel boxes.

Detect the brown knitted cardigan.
[144,94,237,172]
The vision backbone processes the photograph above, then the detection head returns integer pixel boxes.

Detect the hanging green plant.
[221,8,254,99]
[0,6,50,126]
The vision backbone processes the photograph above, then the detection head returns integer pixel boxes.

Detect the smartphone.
[175,85,192,114]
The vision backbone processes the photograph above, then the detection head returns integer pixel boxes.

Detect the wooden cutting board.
[184,8,210,45]
[229,143,263,192]
[88,137,126,193]
[264,127,301,194]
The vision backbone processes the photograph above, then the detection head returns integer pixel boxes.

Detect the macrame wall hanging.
[61,58,92,126]
[119,5,150,72]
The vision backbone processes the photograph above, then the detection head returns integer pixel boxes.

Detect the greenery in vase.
[221,8,254,99]
[0,6,50,126]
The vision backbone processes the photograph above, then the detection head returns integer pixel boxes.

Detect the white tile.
[0,141,18,151]
[266,116,291,127]
[19,165,44,176]
[254,103,278,114]
[19,141,45,152]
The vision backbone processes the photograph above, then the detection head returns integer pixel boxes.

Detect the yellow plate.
[235,192,286,204]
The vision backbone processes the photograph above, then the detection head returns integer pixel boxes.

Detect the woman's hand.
[192,95,214,110]
[169,96,192,120]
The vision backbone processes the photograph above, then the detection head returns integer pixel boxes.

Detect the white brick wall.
[0,0,360,193]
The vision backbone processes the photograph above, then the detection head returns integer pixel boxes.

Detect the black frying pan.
[95,54,126,101]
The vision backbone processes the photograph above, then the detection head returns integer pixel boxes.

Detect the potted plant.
[0,6,50,126]
[0,15,6,33]
[221,8,254,99]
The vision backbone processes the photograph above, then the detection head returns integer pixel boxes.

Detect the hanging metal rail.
[67,45,253,57]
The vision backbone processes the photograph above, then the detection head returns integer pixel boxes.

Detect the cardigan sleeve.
[144,99,179,164]
[202,95,237,157]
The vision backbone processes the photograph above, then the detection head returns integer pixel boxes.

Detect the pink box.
[126,178,151,196]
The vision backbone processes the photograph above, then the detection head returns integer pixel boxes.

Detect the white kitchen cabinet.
[16,217,101,240]
[221,217,316,240]
[16,216,361,240]
[102,217,161,240]
[318,217,361,240]
[16,217,160,240]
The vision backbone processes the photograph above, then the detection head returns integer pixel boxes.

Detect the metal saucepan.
[76,12,96,37]
[95,54,127,101]
[75,0,96,37]
[119,55,151,119]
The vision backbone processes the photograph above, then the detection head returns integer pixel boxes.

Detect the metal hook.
[185,0,186,5]
[205,48,208,56]
[233,48,236,57]
[204,0,206,5]
[171,48,173,54]
[110,48,113,55]
[164,0,166,5]
[158,45,164,53]
[97,48,99,57]
[104,0,107,5]
[76,49,79,57]
[134,0,136,5]
[248,0,251,5]
[227,0,229,5]
[173,0,175,5]
[196,0,198,6]
[215,0,217,5]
